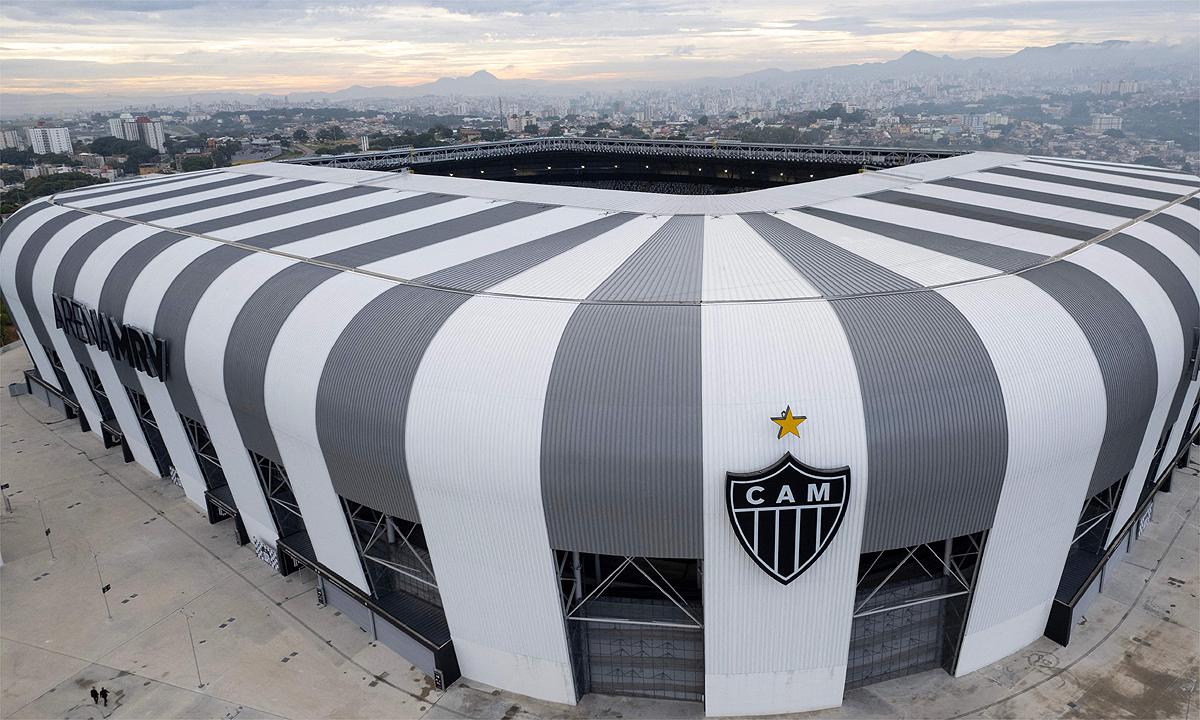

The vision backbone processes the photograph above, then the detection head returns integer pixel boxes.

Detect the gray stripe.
[317,213,641,520]
[742,212,1008,552]
[317,202,551,267]
[932,177,1143,219]
[867,190,1098,241]
[742,212,916,295]
[98,231,190,388]
[982,166,1180,202]
[541,216,704,557]
[0,198,55,252]
[226,263,339,462]
[804,205,1165,497]
[15,210,89,358]
[53,171,223,203]
[54,219,135,373]
[81,174,261,213]
[180,185,389,235]
[1023,262,1158,495]
[1042,158,1197,177]
[1146,214,1200,253]
[1103,233,1199,450]
[1031,160,1200,188]
[799,207,1045,274]
[155,245,254,422]
[421,212,637,292]
[1186,197,1199,212]
[127,179,314,222]
[239,192,456,249]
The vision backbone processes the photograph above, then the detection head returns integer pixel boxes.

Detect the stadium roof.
[40,152,1200,305]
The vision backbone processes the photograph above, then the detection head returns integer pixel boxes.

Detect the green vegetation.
[0,294,16,346]
[1,171,106,215]
[180,155,215,172]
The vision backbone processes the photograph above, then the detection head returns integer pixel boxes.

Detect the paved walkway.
[1,347,1197,719]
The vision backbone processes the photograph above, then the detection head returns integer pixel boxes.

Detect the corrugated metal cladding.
[154,245,254,422]
[318,213,639,521]
[127,179,314,222]
[541,215,704,558]
[4,153,1199,715]
[226,263,340,462]
[53,219,131,372]
[742,211,1008,551]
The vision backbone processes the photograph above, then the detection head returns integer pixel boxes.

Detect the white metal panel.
[0,203,71,389]
[59,172,237,209]
[265,196,499,259]
[816,196,1079,257]
[123,237,224,508]
[186,252,298,546]
[144,181,335,227]
[362,206,606,279]
[904,183,1135,230]
[776,209,998,288]
[701,300,867,716]
[201,189,421,242]
[1124,220,1200,299]
[263,271,386,593]
[1061,245,1186,544]
[71,224,165,471]
[939,276,1107,675]
[490,214,669,298]
[1017,160,1200,195]
[955,170,1162,211]
[29,213,112,437]
[406,294,581,705]
[701,215,820,301]
[80,177,284,219]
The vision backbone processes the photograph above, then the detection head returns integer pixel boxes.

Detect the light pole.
[93,552,112,620]
[181,610,203,688]
[35,497,54,559]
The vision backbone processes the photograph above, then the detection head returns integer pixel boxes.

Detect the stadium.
[1,140,1197,716]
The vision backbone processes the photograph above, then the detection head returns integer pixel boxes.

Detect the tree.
[697,115,709,126]
[180,156,214,172]
[315,125,345,142]
[547,123,562,137]
[1,171,106,214]
[292,128,309,142]
[0,168,24,184]
[523,123,539,134]
[1134,154,1166,168]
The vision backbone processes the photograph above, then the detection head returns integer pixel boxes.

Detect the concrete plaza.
[1,346,1197,719]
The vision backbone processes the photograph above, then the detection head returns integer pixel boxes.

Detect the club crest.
[726,453,850,585]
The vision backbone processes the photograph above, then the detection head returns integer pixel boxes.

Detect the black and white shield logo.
[726,454,850,585]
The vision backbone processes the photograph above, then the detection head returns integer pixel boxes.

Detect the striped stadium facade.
[2,151,1198,715]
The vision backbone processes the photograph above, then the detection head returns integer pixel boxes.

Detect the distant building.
[360,135,370,152]
[26,126,72,155]
[1091,114,1123,132]
[0,129,25,151]
[107,113,167,152]
[506,114,523,133]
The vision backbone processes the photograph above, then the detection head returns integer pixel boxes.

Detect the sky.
[1,0,1197,95]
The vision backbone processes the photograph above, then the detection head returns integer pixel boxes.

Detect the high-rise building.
[0,129,25,150]
[107,113,166,152]
[26,126,72,155]
[1091,114,1123,132]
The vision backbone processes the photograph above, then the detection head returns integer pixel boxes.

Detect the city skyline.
[2,0,1197,97]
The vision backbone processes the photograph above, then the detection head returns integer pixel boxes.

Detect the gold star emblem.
[771,406,807,439]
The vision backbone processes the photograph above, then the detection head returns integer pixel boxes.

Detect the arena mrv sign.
[51,293,169,380]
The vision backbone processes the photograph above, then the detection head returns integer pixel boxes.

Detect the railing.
[283,136,964,171]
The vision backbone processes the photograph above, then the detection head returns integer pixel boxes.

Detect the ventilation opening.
[847,530,986,689]
[252,451,306,540]
[555,550,704,703]
[342,498,443,608]
[1055,474,1127,604]
[81,365,115,421]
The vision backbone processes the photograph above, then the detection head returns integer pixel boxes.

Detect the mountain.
[2,39,1197,117]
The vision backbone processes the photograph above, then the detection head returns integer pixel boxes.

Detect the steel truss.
[180,415,226,490]
[285,136,963,172]
[1073,475,1126,549]
[80,365,115,421]
[847,530,987,688]
[251,451,305,538]
[342,498,442,606]
[124,386,172,478]
[554,550,704,703]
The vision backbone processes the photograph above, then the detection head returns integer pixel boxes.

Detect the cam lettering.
[741,481,835,510]
[51,293,169,380]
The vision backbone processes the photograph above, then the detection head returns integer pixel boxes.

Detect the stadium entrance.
[556,551,704,702]
[846,531,986,688]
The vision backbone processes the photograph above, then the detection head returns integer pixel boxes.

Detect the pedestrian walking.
[90,687,99,704]
[99,687,109,707]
